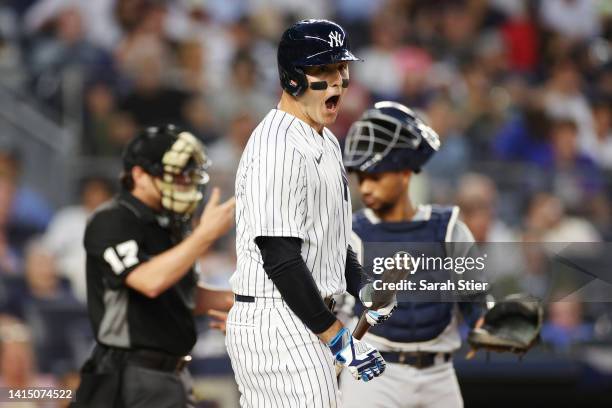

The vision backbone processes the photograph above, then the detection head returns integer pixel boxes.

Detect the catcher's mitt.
[467,294,543,356]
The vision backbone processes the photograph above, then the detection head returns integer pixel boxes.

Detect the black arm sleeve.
[255,236,337,334]
[345,246,367,298]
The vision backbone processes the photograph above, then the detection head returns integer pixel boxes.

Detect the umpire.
[73,125,235,407]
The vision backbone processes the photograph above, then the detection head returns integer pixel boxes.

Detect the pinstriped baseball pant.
[226,298,341,408]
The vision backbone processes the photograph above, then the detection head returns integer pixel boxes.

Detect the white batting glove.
[328,328,386,382]
[359,283,397,326]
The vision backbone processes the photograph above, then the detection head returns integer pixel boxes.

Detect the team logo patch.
[328,31,344,48]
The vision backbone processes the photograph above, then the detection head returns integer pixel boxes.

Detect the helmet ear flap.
[280,65,308,96]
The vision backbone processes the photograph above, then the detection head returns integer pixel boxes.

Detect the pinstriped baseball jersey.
[231,108,352,298]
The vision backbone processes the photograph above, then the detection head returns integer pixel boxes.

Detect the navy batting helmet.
[278,19,360,97]
[343,101,441,174]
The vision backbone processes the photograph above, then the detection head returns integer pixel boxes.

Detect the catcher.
[341,101,488,408]
[341,102,543,407]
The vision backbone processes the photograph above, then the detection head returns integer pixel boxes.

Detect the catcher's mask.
[122,125,210,217]
[343,101,440,174]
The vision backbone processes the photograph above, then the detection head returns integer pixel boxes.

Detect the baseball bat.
[336,251,413,377]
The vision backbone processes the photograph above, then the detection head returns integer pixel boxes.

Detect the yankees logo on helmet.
[328,31,344,47]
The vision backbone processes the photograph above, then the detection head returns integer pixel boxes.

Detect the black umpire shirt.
[84,190,198,356]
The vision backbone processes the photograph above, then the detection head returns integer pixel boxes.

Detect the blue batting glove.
[327,327,386,382]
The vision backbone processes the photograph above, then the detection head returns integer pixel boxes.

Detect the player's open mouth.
[325,95,340,112]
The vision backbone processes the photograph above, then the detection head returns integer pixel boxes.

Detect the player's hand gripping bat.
[336,251,413,377]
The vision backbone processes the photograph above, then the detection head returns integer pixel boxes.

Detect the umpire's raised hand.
[194,187,235,244]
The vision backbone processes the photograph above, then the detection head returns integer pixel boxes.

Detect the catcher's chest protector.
[352,206,455,342]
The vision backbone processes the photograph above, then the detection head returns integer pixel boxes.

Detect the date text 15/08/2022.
[373,279,489,292]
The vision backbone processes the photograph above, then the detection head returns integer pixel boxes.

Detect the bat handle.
[352,312,372,340]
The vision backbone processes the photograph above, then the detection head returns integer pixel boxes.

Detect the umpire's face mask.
[154,131,210,216]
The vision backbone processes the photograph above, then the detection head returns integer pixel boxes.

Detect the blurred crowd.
[0,0,611,398]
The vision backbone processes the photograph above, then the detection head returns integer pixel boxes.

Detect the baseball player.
[341,102,487,408]
[227,20,393,408]
[73,125,235,408]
